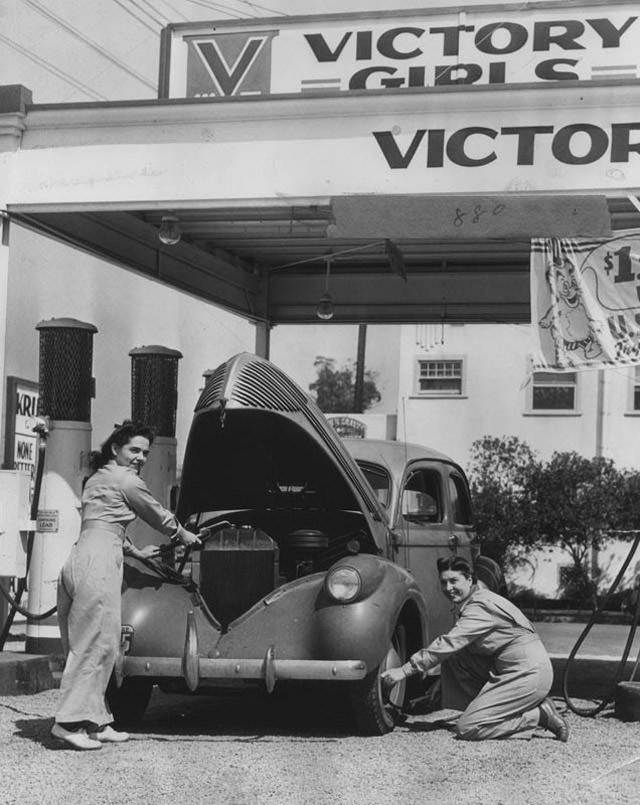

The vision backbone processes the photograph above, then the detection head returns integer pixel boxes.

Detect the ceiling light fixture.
[316,257,335,321]
[158,215,181,246]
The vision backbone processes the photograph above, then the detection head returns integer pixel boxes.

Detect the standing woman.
[382,556,569,742]
[51,421,204,750]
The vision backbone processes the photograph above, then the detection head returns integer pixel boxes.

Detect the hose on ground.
[562,530,640,717]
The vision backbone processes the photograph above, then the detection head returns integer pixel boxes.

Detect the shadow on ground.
[124,687,356,740]
[13,716,70,750]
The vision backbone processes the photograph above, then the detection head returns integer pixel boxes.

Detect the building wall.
[4,223,255,466]
[510,540,640,601]
[396,322,640,472]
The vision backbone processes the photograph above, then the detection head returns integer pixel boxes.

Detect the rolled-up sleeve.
[407,602,495,673]
[121,473,182,539]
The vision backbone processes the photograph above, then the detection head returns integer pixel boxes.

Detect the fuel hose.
[562,529,640,717]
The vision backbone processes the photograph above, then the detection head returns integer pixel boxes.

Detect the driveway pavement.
[536,621,640,660]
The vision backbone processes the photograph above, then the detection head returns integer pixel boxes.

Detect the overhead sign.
[531,235,640,370]
[160,3,639,98]
[329,195,612,239]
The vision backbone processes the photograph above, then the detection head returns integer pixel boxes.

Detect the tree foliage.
[532,452,629,600]
[309,356,381,413]
[468,436,640,600]
[467,436,541,566]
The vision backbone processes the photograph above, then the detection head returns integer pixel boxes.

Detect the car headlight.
[325,566,362,603]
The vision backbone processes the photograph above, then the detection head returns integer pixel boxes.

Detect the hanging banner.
[530,235,640,370]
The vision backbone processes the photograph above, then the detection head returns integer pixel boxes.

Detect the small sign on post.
[3,377,39,486]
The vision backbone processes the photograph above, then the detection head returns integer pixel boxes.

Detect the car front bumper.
[116,612,368,693]
[122,655,367,685]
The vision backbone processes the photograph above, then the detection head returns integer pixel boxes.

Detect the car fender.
[216,554,427,672]
[314,554,428,670]
[120,558,221,658]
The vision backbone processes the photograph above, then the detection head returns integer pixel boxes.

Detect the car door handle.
[449,534,459,551]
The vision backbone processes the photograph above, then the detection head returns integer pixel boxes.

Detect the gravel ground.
[1,687,639,805]
[4,601,636,803]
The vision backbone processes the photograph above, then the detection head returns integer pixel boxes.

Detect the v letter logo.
[190,35,272,96]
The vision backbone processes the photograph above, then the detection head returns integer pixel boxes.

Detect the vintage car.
[108,352,481,734]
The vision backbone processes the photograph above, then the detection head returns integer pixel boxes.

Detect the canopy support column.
[254,321,271,359]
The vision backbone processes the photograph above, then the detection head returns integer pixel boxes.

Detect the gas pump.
[125,346,182,549]
[25,318,97,654]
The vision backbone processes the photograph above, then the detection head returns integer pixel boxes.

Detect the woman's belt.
[80,519,126,537]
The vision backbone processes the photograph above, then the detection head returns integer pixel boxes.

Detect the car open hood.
[176,353,388,550]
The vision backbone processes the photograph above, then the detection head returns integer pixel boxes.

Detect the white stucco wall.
[510,539,640,599]
[396,322,640,472]
[4,223,255,465]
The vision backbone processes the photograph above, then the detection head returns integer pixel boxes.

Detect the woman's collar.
[457,584,480,613]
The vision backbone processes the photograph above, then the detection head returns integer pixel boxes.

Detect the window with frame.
[401,469,443,523]
[356,461,391,508]
[417,359,464,396]
[531,371,577,411]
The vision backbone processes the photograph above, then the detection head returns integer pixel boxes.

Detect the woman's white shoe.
[89,725,130,742]
[51,723,103,750]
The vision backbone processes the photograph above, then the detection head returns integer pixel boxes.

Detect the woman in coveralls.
[382,556,569,742]
[51,421,204,750]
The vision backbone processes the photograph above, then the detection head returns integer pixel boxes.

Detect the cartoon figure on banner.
[538,256,604,364]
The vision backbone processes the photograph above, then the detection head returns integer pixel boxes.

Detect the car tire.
[348,623,407,736]
[106,675,153,727]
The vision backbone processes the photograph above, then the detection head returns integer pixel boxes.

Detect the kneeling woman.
[382,556,569,742]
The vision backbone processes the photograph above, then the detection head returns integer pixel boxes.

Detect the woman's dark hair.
[437,556,476,581]
[89,420,155,472]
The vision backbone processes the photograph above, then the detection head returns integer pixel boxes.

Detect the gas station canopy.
[3,3,640,325]
[11,193,638,325]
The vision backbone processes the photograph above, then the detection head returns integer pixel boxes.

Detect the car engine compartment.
[187,512,371,627]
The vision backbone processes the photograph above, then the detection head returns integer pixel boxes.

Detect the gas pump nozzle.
[25,416,50,438]
[157,520,232,555]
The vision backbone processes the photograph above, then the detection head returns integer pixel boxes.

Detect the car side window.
[449,474,473,525]
[401,468,442,523]
[357,461,391,508]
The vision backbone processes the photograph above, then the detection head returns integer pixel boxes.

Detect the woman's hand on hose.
[175,527,203,549]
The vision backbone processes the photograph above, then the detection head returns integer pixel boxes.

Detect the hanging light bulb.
[316,291,335,320]
[158,215,181,245]
[316,257,335,320]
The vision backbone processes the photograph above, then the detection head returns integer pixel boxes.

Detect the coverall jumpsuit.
[54,462,187,728]
[408,587,552,741]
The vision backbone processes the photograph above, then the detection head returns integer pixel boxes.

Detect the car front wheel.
[348,623,407,735]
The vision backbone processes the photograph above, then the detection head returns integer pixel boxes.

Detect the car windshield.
[356,461,391,508]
